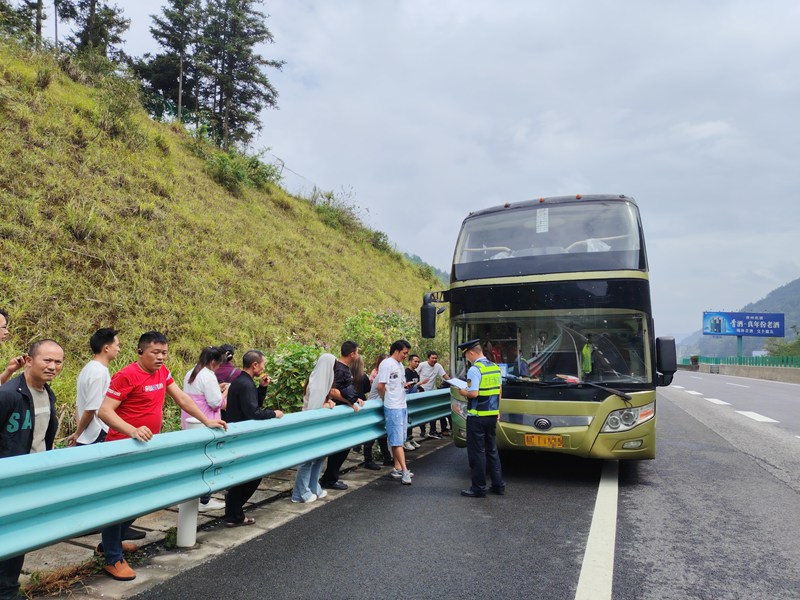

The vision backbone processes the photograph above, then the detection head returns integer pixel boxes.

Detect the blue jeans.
[100,519,134,565]
[292,457,325,502]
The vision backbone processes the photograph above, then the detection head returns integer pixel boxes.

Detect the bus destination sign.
[702,311,785,337]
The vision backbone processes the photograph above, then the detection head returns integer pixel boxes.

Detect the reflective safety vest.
[467,360,501,416]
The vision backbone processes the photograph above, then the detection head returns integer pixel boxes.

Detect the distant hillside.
[678,277,800,358]
[404,253,449,286]
[0,43,442,407]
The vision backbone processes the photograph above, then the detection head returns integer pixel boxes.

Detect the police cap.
[457,338,481,354]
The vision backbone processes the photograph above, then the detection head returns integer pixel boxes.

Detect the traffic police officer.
[457,339,505,497]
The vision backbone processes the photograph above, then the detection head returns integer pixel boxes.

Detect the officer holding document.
[455,339,506,498]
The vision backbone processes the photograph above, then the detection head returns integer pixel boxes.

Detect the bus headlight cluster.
[601,402,655,433]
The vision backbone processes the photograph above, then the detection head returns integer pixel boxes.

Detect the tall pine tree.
[148,0,200,121]
[67,0,129,59]
[198,0,283,148]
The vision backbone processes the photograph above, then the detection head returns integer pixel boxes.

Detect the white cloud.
[120,0,800,337]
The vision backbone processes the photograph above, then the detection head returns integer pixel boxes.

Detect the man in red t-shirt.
[97,331,227,582]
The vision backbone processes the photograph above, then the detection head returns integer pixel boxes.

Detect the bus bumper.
[452,405,656,460]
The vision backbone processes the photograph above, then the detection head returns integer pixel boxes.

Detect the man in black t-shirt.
[319,341,364,490]
[403,354,422,450]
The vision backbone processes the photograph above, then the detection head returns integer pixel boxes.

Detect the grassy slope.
[0,43,443,423]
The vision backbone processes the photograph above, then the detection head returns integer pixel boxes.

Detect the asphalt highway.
[133,372,800,600]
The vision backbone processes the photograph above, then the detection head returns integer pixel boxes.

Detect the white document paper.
[444,378,468,390]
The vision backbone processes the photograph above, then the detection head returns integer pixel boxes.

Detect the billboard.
[702,312,784,337]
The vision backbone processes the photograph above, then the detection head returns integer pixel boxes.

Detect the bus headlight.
[601,402,655,433]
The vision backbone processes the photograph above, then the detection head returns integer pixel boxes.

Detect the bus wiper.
[525,378,632,401]
[580,381,632,401]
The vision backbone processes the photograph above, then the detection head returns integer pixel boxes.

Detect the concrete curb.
[26,437,451,598]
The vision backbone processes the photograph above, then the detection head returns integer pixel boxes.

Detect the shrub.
[342,309,419,368]
[245,154,282,190]
[206,152,248,195]
[96,74,141,139]
[262,339,326,413]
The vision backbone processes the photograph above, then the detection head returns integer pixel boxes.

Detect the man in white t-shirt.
[416,350,451,438]
[377,339,413,485]
[68,328,121,446]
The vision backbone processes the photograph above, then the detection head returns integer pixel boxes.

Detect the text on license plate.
[524,434,564,448]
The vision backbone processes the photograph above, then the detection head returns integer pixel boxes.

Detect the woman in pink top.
[182,346,230,510]
[181,347,230,428]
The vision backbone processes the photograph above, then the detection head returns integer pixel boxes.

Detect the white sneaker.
[390,469,414,479]
[411,440,421,449]
[291,493,318,504]
[317,490,328,499]
[198,498,225,512]
[403,441,416,451]
[401,470,413,485]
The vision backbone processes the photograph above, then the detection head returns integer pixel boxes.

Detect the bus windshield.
[453,201,645,280]
[453,310,651,386]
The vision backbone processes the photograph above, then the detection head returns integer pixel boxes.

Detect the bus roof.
[465,194,637,220]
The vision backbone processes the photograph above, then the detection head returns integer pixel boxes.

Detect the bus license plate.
[525,434,564,448]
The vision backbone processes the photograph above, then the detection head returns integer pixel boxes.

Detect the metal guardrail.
[680,356,800,368]
[0,389,451,561]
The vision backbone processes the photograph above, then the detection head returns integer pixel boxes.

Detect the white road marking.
[574,460,618,600]
[690,376,703,380]
[726,383,750,388]
[685,390,704,396]
[672,385,685,389]
[705,398,730,405]
[736,411,779,423]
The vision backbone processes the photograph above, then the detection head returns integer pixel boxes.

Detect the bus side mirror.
[421,303,436,338]
[656,337,676,387]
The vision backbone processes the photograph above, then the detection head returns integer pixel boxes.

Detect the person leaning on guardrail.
[0,339,64,600]
[319,341,365,491]
[223,349,284,527]
[96,331,228,582]
[291,353,337,503]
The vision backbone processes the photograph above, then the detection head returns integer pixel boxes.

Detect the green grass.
[0,42,448,435]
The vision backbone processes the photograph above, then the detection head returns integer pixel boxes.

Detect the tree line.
[0,0,283,149]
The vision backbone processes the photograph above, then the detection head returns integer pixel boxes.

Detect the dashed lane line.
[574,460,618,600]
[726,382,750,388]
[736,411,779,423]
[685,390,703,396]
[672,385,685,389]
[704,398,730,405]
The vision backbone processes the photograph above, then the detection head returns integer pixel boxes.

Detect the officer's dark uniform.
[459,339,505,497]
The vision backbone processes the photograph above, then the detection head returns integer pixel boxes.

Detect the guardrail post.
[177,417,204,547]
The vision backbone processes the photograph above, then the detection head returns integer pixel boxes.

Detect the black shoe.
[363,462,382,470]
[490,486,506,495]
[320,480,348,490]
[460,489,487,498]
[121,527,146,541]
[382,458,394,466]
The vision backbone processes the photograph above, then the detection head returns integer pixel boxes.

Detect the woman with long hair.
[181,346,229,428]
[182,346,230,510]
[291,354,337,503]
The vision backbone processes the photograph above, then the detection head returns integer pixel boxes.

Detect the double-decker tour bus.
[421,194,676,459]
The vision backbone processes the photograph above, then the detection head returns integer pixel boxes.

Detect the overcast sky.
[115,1,799,340]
